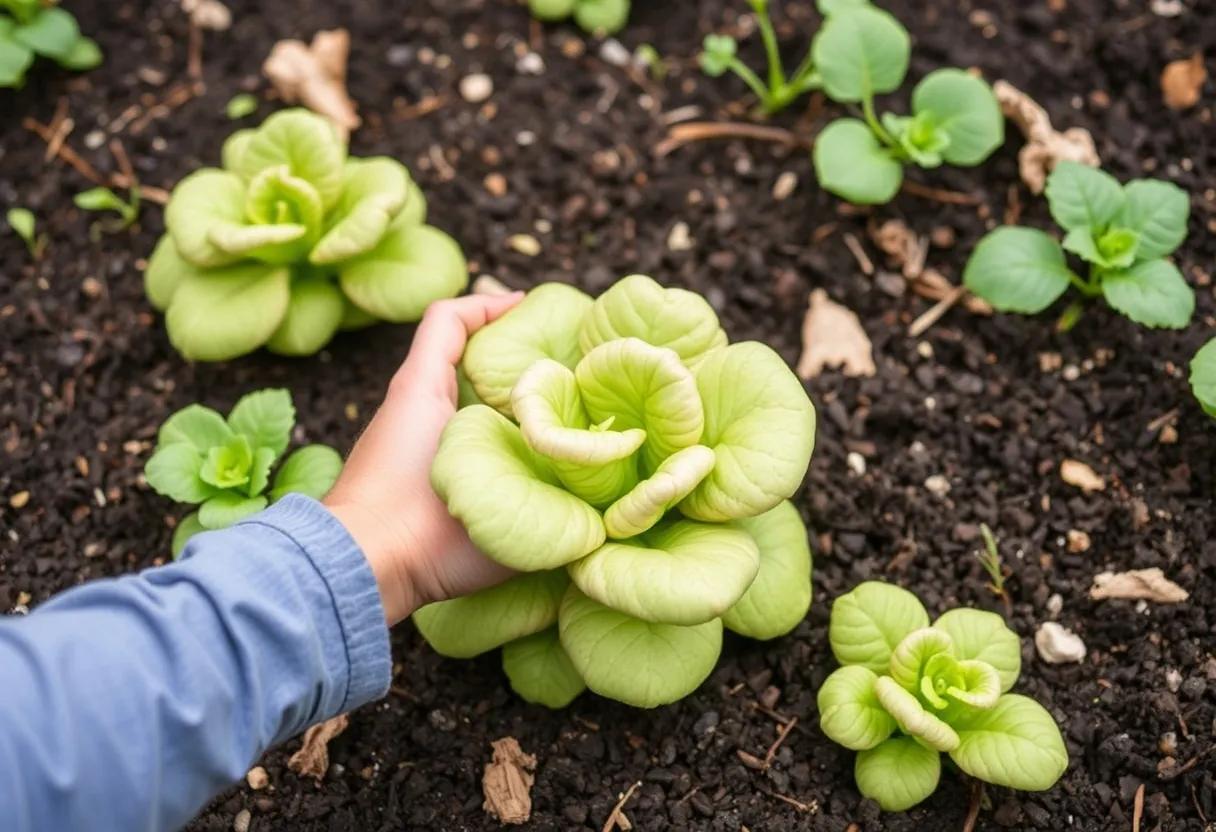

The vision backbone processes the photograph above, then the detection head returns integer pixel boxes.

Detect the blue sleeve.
[0,495,392,832]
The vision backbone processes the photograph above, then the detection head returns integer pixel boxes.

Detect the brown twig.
[1132,783,1145,832]
[758,788,816,813]
[129,82,201,135]
[909,285,967,337]
[842,232,874,275]
[44,98,72,162]
[655,121,808,157]
[961,779,983,832]
[601,781,641,832]
[187,22,203,80]
[900,180,983,205]
[108,139,136,185]
[763,717,798,769]
[393,95,446,122]
[23,118,106,184]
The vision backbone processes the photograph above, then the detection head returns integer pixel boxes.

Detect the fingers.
[409,292,524,369]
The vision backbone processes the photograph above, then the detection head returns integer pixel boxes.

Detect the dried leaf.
[1060,459,1105,493]
[263,30,360,137]
[1090,568,1188,603]
[994,80,1100,193]
[870,219,927,280]
[482,737,536,825]
[180,0,231,30]
[914,268,993,316]
[287,713,348,781]
[797,289,876,380]
[1161,53,1206,110]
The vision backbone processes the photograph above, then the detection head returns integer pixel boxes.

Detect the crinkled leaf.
[817,665,897,751]
[12,7,79,60]
[855,737,941,812]
[310,157,410,265]
[145,443,215,504]
[171,511,206,559]
[679,342,816,521]
[949,694,1069,791]
[963,226,1074,314]
[932,608,1022,692]
[1117,179,1189,260]
[911,69,1003,166]
[198,493,268,529]
[247,446,276,497]
[165,170,248,268]
[1189,337,1216,419]
[266,277,345,356]
[158,404,233,452]
[338,222,468,323]
[414,570,569,659]
[501,627,586,709]
[164,262,291,361]
[578,274,727,368]
[270,445,343,501]
[883,111,949,168]
[945,659,1002,709]
[199,434,253,489]
[829,581,929,673]
[1101,258,1194,329]
[220,166,323,264]
[227,389,295,458]
[229,109,347,210]
[1045,161,1124,232]
[888,627,955,692]
[559,586,723,708]
[463,283,594,415]
[811,5,909,102]
[813,118,904,205]
[1063,225,1140,269]
[721,501,812,640]
[431,405,605,570]
[603,446,715,539]
[873,676,959,751]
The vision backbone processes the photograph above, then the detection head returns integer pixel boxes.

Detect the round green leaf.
[963,226,1074,314]
[817,0,871,15]
[829,581,929,673]
[721,501,812,640]
[811,5,909,102]
[265,278,345,356]
[58,35,101,70]
[12,7,79,60]
[1189,337,1216,418]
[144,235,190,311]
[230,109,347,211]
[144,444,214,504]
[165,170,249,268]
[529,0,577,21]
[221,128,255,172]
[949,694,1069,791]
[413,570,569,659]
[197,493,268,529]
[817,665,897,751]
[158,404,233,451]
[573,0,629,34]
[310,157,411,265]
[558,586,723,708]
[1117,179,1190,260]
[1101,258,1194,329]
[338,222,468,323]
[910,69,1003,166]
[171,511,206,559]
[813,118,904,205]
[1044,161,1125,232]
[164,263,291,362]
[0,30,35,87]
[226,389,295,457]
[932,608,1022,692]
[501,627,586,709]
[270,445,343,501]
[855,737,941,812]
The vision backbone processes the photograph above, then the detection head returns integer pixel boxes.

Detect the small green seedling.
[819,581,1068,811]
[145,389,343,557]
[965,162,1193,331]
[1190,338,1216,418]
[75,185,141,235]
[634,43,667,81]
[699,0,822,115]
[0,0,102,88]
[6,207,45,259]
[528,0,630,35]
[976,523,1011,616]
[810,2,1004,204]
[226,93,258,120]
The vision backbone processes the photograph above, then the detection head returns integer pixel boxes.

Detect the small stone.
[516,130,536,146]
[517,52,545,75]
[1062,364,1081,381]
[459,73,493,104]
[930,226,956,248]
[1164,668,1183,693]
[1158,731,1177,756]
[1066,529,1091,552]
[386,44,414,67]
[84,129,105,149]
[344,403,359,421]
[924,475,950,497]
[1046,593,1063,617]
[507,234,541,257]
[599,39,631,67]
[233,809,251,832]
[666,221,694,252]
[9,491,30,508]
[246,766,269,790]
[1035,621,1086,664]
[82,277,103,298]
[1038,352,1062,372]
[484,173,508,197]
[846,452,866,476]
[1159,424,1178,444]
[875,272,906,297]
[772,171,798,201]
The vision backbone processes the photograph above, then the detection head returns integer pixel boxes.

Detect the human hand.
[325,292,524,625]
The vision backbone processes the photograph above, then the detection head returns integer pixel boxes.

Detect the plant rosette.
[0,0,102,88]
[819,581,1068,811]
[415,275,817,708]
[144,108,469,361]
[144,389,343,556]
[528,0,629,35]
[964,161,1194,330]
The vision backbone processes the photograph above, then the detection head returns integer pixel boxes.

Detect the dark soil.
[3,0,1215,830]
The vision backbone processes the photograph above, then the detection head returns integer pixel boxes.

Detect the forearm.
[0,496,390,832]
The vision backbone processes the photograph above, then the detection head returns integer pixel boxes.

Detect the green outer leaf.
[811,5,909,103]
[230,109,347,211]
[144,444,215,504]
[932,608,1022,692]
[338,223,469,323]
[949,694,1069,791]
[5,205,35,241]
[413,570,569,659]
[164,169,248,268]
[529,0,577,22]
[680,342,816,522]
[227,389,295,457]
[310,157,411,265]
[573,0,629,35]
[158,404,233,451]
[247,446,276,497]
[265,277,346,356]
[1118,179,1190,260]
[855,737,941,812]
[0,29,35,87]
[197,493,268,529]
[164,263,291,362]
[12,7,79,60]
[721,501,813,640]
[818,0,871,15]
[431,405,606,570]
[603,445,715,539]
[221,128,255,172]
[171,511,206,559]
[57,35,100,70]
[910,69,1004,166]
[817,665,897,751]
[963,226,1074,314]
[1101,258,1194,329]
[1044,161,1124,232]
[1189,337,1216,418]
[829,581,929,673]
[813,118,904,205]
[558,586,723,708]
[270,445,343,501]
[888,627,955,692]
[873,676,960,751]
[501,627,586,709]
[144,235,187,311]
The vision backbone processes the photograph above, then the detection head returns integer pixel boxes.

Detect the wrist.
[323,499,419,626]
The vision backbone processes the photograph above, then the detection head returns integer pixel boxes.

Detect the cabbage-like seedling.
[819,581,1068,811]
[144,389,343,555]
[0,0,102,88]
[964,162,1193,331]
[1191,338,1216,418]
[416,275,817,708]
[528,0,629,35]
[144,108,469,361]
[809,3,1003,204]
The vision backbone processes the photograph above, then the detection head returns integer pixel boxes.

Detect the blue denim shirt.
[0,495,391,831]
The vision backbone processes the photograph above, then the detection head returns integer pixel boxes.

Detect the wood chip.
[1161,53,1206,110]
[263,29,360,137]
[870,219,927,279]
[994,80,1100,193]
[602,781,641,832]
[287,713,348,781]
[1060,459,1105,492]
[1090,568,1188,603]
[482,737,536,825]
[797,289,876,380]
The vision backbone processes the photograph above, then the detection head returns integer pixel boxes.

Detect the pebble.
[233,809,251,832]
[459,73,494,104]
[483,172,508,197]
[386,44,414,66]
[846,452,866,476]
[507,234,541,257]
[245,766,269,790]
[598,39,632,67]
[772,171,798,201]
[666,221,694,252]
[1066,529,1091,552]
[1164,668,1183,693]
[517,52,545,75]
[9,491,29,509]
[1035,621,1086,664]
[1046,592,1063,617]
[924,475,951,497]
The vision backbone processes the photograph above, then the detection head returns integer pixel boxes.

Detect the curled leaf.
[1089,568,1188,603]
[288,713,348,781]
[994,80,1100,194]
[263,29,360,137]
[797,289,876,379]
[482,738,536,825]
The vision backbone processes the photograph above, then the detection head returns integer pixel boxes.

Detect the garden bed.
[2,0,1214,829]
